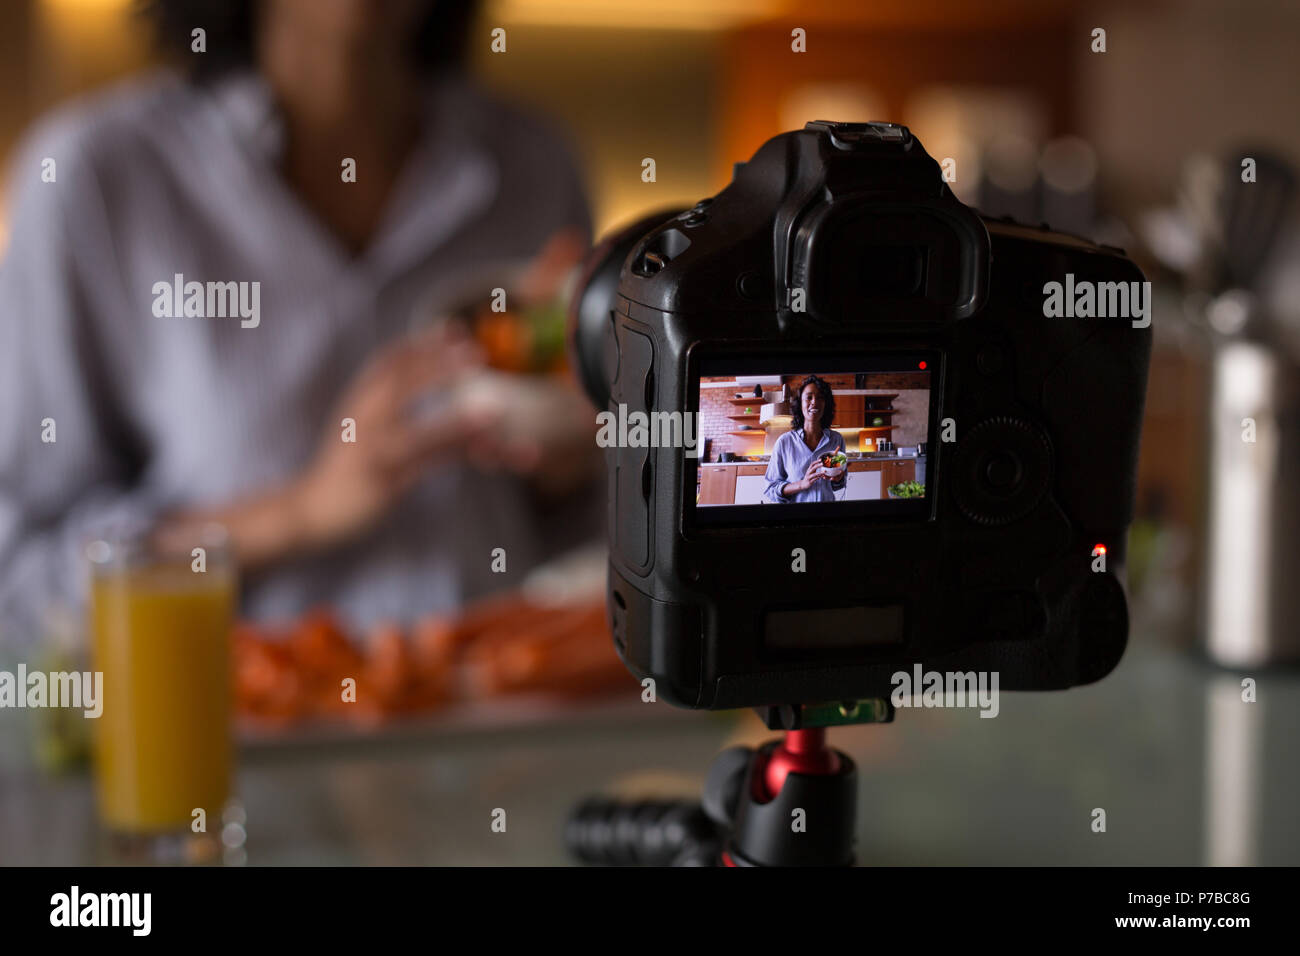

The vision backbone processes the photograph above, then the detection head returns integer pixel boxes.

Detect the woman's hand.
[453,370,602,498]
[800,457,829,491]
[783,458,827,496]
[155,322,493,569]
[294,322,492,549]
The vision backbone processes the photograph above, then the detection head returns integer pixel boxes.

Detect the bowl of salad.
[819,451,848,480]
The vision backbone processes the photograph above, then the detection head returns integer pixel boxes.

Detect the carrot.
[462,602,617,696]
[288,609,364,710]
[232,593,622,727]
[411,614,457,674]
[445,593,538,648]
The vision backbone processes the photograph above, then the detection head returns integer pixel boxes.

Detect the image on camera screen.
[694,358,933,516]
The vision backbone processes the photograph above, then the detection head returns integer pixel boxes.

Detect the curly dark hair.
[789,375,836,431]
[139,0,481,81]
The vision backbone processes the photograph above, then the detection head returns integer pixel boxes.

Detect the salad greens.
[887,480,925,498]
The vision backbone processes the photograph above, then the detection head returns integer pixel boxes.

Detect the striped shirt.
[0,69,594,650]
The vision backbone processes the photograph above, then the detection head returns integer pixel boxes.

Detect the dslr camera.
[570,121,1151,715]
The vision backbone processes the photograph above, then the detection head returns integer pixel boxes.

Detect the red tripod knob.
[759,728,843,801]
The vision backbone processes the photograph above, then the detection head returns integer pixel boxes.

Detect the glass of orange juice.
[85,527,236,863]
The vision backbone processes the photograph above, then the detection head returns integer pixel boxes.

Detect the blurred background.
[0,0,1297,866]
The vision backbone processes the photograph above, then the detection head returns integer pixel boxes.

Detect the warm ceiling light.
[488,0,782,31]
[41,0,132,11]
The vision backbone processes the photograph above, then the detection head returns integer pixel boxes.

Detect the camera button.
[984,453,1021,490]
[952,416,1052,525]
[634,251,667,276]
[736,272,764,300]
[805,120,910,149]
[678,199,713,221]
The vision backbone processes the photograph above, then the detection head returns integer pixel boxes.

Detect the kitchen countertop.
[702,453,924,466]
[2,629,1295,865]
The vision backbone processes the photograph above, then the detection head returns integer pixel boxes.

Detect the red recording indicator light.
[1093,544,1107,554]
[918,360,927,369]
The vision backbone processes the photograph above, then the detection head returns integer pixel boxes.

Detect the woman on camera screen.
[763,376,847,503]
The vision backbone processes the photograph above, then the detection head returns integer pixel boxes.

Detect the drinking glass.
[85,527,236,863]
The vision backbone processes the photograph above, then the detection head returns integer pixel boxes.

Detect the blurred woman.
[0,0,597,649]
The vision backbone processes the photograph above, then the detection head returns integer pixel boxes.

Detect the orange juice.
[89,562,234,832]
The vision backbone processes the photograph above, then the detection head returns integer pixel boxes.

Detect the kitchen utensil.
[1203,338,1300,666]
[1198,150,1300,668]
[1219,152,1296,294]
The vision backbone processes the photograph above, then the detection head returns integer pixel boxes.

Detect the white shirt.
[763,429,848,503]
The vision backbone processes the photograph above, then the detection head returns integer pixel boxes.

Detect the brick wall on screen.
[862,371,930,390]
[781,372,853,391]
[780,372,929,391]
[699,385,768,460]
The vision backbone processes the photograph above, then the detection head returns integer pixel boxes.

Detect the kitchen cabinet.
[836,395,865,427]
[845,460,883,500]
[846,467,882,500]
[699,463,770,504]
[839,458,918,500]
[735,466,769,503]
[846,393,901,450]
[699,465,736,504]
[701,460,910,505]
[881,459,916,494]
[735,475,768,504]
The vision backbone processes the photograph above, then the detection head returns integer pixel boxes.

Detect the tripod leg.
[566,731,859,866]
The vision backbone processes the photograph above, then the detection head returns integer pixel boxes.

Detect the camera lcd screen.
[692,353,937,524]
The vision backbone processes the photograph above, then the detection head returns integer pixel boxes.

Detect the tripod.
[566,700,893,866]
